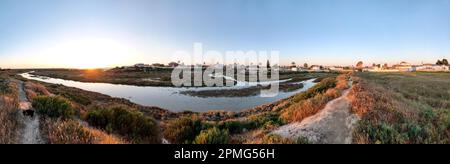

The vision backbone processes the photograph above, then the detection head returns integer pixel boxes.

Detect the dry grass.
[349,72,450,144]
[0,96,21,144]
[24,81,51,100]
[280,74,350,123]
[40,118,125,144]
[0,79,21,144]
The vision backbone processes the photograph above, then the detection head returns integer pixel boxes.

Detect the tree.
[436,60,443,65]
[356,61,364,68]
[443,59,449,66]
[372,63,376,67]
[304,63,308,68]
[383,63,388,68]
[356,61,364,71]
[266,60,271,68]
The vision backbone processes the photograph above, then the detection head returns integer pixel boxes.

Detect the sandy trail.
[15,80,44,144]
[272,80,359,144]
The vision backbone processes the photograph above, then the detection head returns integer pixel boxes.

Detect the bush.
[296,136,312,144]
[215,112,284,135]
[85,106,160,144]
[42,118,124,144]
[43,119,95,144]
[163,116,203,144]
[194,127,230,144]
[261,134,294,144]
[32,96,75,119]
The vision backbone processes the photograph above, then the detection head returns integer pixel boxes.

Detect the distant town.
[112,58,450,73]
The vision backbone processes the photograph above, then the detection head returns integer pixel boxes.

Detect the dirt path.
[15,80,44,144]
[272,80,359,144]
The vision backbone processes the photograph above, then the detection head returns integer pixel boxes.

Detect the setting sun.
[37,37,140,69]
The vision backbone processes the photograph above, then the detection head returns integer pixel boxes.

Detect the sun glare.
[39,37,139,69]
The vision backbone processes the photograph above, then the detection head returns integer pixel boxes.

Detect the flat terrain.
[30,68,337,87]
[3,69,448,144]
[349,72,450,144]
[180,72,336,97]
[30,68,174,86]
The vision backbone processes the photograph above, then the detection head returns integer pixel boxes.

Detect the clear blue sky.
[1,0,450,68]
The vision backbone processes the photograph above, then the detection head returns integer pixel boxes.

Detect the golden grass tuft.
[0,96,21,144]
[41,118,126,144]
[24,81,51,100]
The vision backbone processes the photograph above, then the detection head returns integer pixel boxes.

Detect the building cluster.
[115,58,450,73]
[363,61,450,72]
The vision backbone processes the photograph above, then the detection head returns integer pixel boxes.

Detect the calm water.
[20,73,316,112]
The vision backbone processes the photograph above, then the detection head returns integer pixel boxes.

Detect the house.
[134,63,147,68]
[291,67,298,72]
[415,64,449,72]
[328,66,344,71]
[168,62,179,68]
[310,65,321,71]
[152,63,165,67]
[394,61,413,72]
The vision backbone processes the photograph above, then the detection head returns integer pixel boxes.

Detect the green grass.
[351,72,450,144]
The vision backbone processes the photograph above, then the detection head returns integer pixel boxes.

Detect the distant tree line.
[436,58,449,66]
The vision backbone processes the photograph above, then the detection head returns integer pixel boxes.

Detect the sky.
[0,0,450,68]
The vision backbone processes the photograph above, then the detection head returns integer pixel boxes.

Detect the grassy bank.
[12,71,165,143]
[162,74,350,144]
[349,72,450,144]
[0,75,21,143]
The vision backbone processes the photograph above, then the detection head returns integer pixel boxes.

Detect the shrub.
[193,127,230,144]
[261,134,294,144]
[217,121,249,134]
[43,119,95,144]
[0,80,12,95]
[42,118,124,144]
[296,136,312,144]
[85,106,160,144]
[32,96,75,119]
[163,116,203,144]
[216,112,284,134]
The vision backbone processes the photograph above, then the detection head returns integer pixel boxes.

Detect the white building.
[415,64,449,72]
[310,65,321,71]
[328,66,344,71]
[394,62,413,72]
[134,63,147,68]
